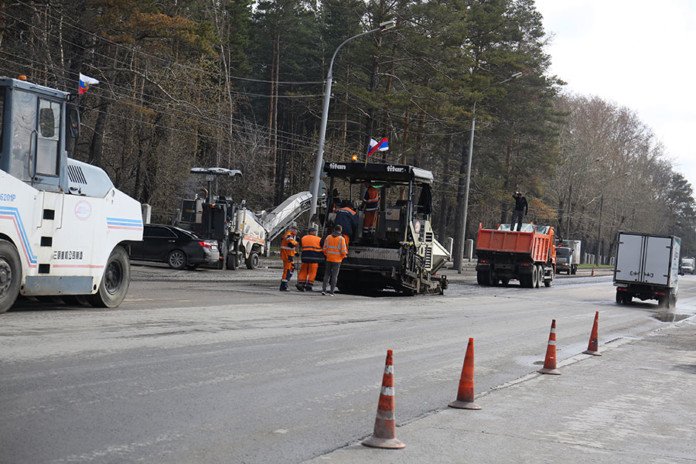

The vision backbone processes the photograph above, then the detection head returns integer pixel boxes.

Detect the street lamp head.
[379,20,396,30]
[510,72,523,79]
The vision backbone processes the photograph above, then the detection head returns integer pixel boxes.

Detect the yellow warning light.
[351,154,358,161]
[18,74,28,81]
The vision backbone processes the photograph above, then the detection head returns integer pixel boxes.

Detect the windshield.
[557,247,572,257]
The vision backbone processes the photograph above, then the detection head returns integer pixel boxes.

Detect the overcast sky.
[534,0,696,193]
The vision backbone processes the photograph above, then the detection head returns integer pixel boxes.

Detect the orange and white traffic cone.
[538,319,561,375]
[362,349,406,450]
[449,337,481,410]
[583,311,601,356]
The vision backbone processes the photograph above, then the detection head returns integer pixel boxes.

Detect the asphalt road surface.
[2,265,694,464]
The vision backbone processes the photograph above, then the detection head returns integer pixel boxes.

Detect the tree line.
[1,0,694,258]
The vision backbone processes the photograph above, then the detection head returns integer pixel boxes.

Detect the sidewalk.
[307,318,696,464]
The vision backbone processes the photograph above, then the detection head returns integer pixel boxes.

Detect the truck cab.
[0,77,142,313]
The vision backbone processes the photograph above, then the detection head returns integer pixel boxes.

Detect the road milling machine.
[178,167,312,270]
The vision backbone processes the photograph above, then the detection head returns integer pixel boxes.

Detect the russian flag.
[367,137,389,157]
[78,73,100,95]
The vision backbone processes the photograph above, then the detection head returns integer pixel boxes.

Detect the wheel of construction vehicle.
[519,273,533,288]
[0,240,22,314]
[479,270,492,286]
[500,278,510,287]
[544,268,553,287]
[89,246,130,308]
[536,265,543,288]
[532,265,539,288]
[246,252,259,270]
[615,291,623,305]
[167,250,187,270]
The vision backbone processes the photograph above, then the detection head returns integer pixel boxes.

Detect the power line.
[11,0,326,85]
[0,51,334,151]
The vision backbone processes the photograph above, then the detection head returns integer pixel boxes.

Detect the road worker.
[279,224,298,291]
[334,200,358,245]
[362,182,380,237]
[296,226,323,292]
[322,224,348,296]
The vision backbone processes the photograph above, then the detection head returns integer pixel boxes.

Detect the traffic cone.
[538,319,561,375]
[449,338,481,410]
[583,311,602,356]
[362,349,406,450]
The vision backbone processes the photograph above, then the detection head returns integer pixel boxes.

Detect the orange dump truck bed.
[476,224,555,263]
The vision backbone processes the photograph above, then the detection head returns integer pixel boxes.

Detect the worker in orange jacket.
[362,182,380,236]
[296,226,324,292]
[279,224,298,291]
[322,224,348,296]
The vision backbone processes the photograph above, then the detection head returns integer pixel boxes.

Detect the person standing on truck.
[362,182,380,236]
[335,200,358,245]
[296,226,324,292]
[279,224,299,291]
[511,192,528,232]
[322,225,348,296]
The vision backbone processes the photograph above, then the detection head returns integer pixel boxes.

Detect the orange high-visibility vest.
[280,230,298,260]
[323,234,348,263]
[300,234,324,263]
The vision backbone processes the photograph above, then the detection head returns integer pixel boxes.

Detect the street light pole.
[454,71,523,273]
[308,20,396,227]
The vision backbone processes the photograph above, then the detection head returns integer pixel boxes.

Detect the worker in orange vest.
[296,226,323,292]
[322,224,348,296]
[279,224,298,291]
[362,182,380,236]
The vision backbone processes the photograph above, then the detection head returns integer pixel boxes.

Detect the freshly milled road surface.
[2,265,693,464]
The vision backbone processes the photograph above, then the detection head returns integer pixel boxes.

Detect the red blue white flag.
[367,137,389,157]
[78,73,100,95]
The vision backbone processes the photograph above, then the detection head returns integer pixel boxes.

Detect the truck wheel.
[476,271,487,286]
[571,266,577,275]
[519,274,533,288]
[246,252,260,270]
[616,291,623,304]
[89,246,130,308]
[0,240,22,314]
[167,250,187,270]
[544,268,553,287]
[500,278,510,287]
[532,265,540,288]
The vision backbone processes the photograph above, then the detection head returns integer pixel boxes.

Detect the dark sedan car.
[127,224,220,270]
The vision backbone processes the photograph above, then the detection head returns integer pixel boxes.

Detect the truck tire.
[89,246,130,308]
[246,252,260,270]
[571,266,577,275]
[616,291,623,304]
[167,250,187,270]
[544,268,553,287]
[0,240,22,314]
[519,274,533,288]
[533,265,540,288]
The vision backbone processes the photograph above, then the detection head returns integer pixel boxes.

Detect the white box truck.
[556,239,581,275]
[614,232,680,308]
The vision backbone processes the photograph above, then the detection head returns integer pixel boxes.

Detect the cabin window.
[35,98,60,176]
[10,90,36,181]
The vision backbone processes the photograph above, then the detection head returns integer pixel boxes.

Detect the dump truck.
[475,223,556,288]
[614,232,680,308]
[0,76,142,313]
[319,162,449,295]
[179,167,313,270]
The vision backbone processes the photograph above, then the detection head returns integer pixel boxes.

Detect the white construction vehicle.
[0,76,143,313]
[179,167,313,269]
